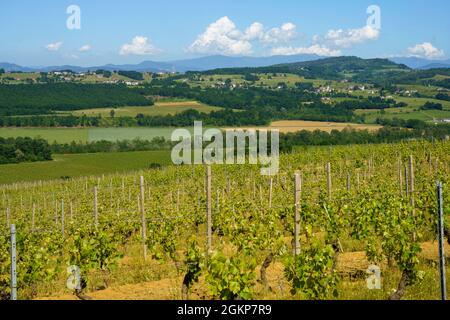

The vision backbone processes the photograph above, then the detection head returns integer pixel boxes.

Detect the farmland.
[0,141,449,300]
[226,120,382,133]
[0,120,382,144]
[0,150,171,184]
[71,101,224,117]
[0,127,191,143]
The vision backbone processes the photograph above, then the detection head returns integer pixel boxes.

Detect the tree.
[0,69,4,75]
[420,101,443,110]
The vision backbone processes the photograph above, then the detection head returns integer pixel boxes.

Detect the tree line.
[0,83,152,116]
[0,137,52,164]
[279,123,450,152]
[50,137,172,154]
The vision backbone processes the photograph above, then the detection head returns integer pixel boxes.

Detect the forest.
[0,83,152,116]
[0,137,52,164]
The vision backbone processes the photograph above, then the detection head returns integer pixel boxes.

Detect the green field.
[71,101,223,117]
[355,95,450,123]
[0,127,197,143]
[357,108,450,122]
[0,127,89,143]
[87,127,194,142]
[0,150,171,184]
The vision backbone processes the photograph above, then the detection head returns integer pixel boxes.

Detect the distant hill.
[198,56,410,81]
[390,57,450,69]
[274,56,408,72]
[0,62,35,72]
[0,54,322,73]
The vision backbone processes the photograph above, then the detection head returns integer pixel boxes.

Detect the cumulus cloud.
[79,44,91,52]
[243,22,264,41]
[407,42,445,59]
[46,42,63,51]
[270,24,380,57]
[119,36,162,56]
[261,22,297,44]
[189,17,381,57]
[271,45,341,57]
[188,16,252,55]
[321,25,380,48]
[188,16,297,56]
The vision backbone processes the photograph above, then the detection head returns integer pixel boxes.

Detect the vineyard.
[0,140,449,300]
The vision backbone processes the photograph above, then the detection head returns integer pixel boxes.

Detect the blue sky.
[0,0,449,66]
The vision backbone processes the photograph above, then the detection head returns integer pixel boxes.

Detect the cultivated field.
[226,120,382,133]
[0,141,448,300]
[71,101,223,117]
[0,150,171,184]
[0,127,192,144]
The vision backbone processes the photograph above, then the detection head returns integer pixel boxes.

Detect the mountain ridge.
[1,55,448,73]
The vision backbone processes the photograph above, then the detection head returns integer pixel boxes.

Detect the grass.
[87,127,194,142]
[0,150,171,184]
[0,120,383,145]
[357,108,450,123]
[0,127,89,143]
[226,120,382,133]
[355,96,450,123]
[393,96,450,109]
[71,101,223,117]
[0,127,197,143]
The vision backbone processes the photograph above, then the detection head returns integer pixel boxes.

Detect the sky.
[0,0,449,66]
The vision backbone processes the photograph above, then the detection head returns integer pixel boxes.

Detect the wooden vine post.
[409,156,416,241]
[398,158,403,196]
[32,203,35,232]
[6,207,10,227]
[269,177,273,209]
[61,199,65,236]
[93,186,98,228]
[140,176,147,262]
[206,166,212,254]
[326,162,332,200]
[294,171,302,255]
[346,172,351,192]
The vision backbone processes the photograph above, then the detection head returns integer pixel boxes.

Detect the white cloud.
[79,45,91,52]
[261,22,297,44]
[407,42,445,59]
[322,25,380,48]
[119,36,162,56]
[46,42,63,51]
[189,17,380,57]
[276,25,380,57]
[188,17,298,56]
[188,16,252,56]
[243,22,264,41]
[271,45,341,57]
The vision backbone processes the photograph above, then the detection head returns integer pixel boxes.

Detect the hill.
[0,54,323,73]
[198,56,410,81]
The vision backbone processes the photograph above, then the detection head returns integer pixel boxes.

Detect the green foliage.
[0,231,63,299]
[420,101,443,110]
[183,238,204,285]
[0,83,152,116]
[284,241,339,300]
[0,137,52,164]
[68,227,123,277]
[118,71,144,81]
[206,252,256,300]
